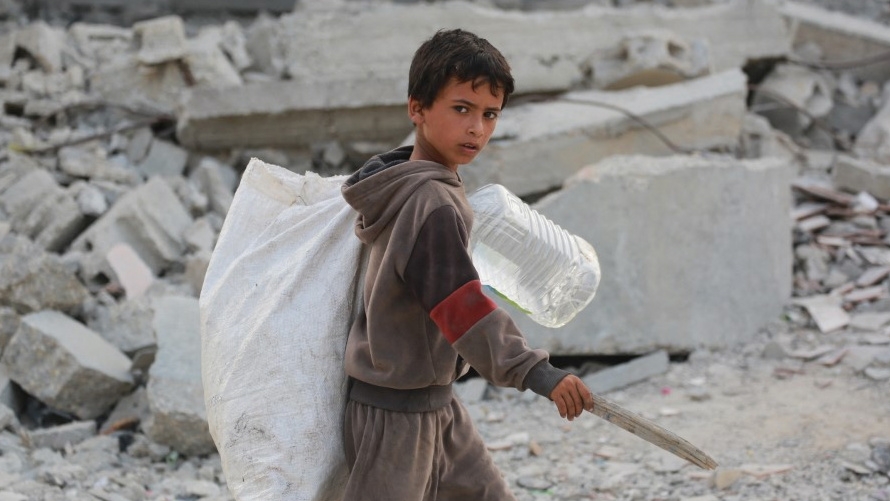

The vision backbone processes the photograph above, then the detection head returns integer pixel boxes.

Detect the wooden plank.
[589,393,718,470]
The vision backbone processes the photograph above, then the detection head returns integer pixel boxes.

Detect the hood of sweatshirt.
[341,145,462,244]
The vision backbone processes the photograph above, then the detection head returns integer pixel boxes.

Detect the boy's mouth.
[461,143,479,151]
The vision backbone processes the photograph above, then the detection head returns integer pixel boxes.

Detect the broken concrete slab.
[143,295,214,456]
[275,0,787,93]
[177,0,787,150]
[189,157,236,216]
[498,154,793,355]
[89,55,187,115]
[0,234,89,315]
[465,69,748,197]
[1,310,133,419]
[0,169,88,252]
[586,31,711,90]
[781,1,890,83]
[14,21,65,73]
[133,16,187,65]
[176,76,409,150]
[25,421,96,451]
[86,296,156,357]
[184,30,243,89]
[793,294,851,333]
[583,350,670,394]
[136,139,188,178]
[853,101,890,165]
[70,176,193,286]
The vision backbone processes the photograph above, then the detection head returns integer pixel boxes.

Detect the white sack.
[200,158,363,501]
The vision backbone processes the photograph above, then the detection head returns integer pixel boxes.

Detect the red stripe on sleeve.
[430,280,497,344]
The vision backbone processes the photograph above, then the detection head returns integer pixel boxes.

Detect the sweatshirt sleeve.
[404,205,569,395]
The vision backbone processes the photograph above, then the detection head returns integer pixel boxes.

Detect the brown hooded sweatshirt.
[341,146,568,401]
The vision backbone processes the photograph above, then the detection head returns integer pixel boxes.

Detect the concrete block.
[504,154,793,355]
[582,350,670,394]
[99,387,149,434]
[106,243,154,299]
[176,76,410,150]
[0,169,88,252]
[184,31,242,89]
[133,15,187,65]
[14,21,65,73]
[465,69,748,197]
[0,234,89,315]
[190,157,236,216]
[781,1,890,83]
[833,155,890,201]
[26,421,96,451]
[137,139,188,178]
[71,177,193,285]
[1,311,134,419]
[144,295,214,456]
[58,144,142,185]
[87,297,156,357]
[90,55,187,115]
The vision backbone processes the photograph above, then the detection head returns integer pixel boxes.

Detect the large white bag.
[200,158,363,501]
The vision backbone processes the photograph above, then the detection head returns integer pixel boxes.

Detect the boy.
[340,28,594,500]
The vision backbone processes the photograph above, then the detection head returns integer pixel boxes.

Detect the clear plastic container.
[468,184,601,328]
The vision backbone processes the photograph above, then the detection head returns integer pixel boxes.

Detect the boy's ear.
[408,97,424,126]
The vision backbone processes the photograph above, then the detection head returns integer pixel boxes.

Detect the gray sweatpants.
[342,381,516,501]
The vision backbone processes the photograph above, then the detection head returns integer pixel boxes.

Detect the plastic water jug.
[467,184,601,328]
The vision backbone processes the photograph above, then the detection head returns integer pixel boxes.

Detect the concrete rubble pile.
[0,0,888,498]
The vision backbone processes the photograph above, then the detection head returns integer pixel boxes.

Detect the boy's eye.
[455,106,468,113]
[484,111,499,120]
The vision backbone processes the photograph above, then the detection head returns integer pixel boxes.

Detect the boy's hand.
[549,375,593,421]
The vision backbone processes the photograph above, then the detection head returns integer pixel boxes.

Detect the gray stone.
[58,144,142,185]
[752,63,833,137]
[184,29,242,89]
[0,234,89,315]
[144,296,214,456]
[0,169,87,252]
[14,21,65,73]
[781,1,890,83]
[125,127,154,164]
[90,55,187,115]
[190,157,236,216]
[133,15,187,65]
[184,218,215,253]
[25,421,95,451]
[833,155,890,200]
[184,250,211,296]
[71,182,109,217]
[70,177,193,285]
[0,310,133,419]
[99,386,149,435]
[0,308,17,355]
[86,297,156,356]
[587,32,710,90]
[137,139,188,178]
[506,154,792,354]
[582,350,670,394]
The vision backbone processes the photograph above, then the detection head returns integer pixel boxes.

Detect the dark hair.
[408,28,515,110]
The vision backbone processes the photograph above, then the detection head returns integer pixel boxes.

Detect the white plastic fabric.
[200,158,364,501]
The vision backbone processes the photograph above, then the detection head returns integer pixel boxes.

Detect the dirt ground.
[464,323,890,500]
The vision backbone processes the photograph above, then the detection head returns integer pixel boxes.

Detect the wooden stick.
[588,393,718,470]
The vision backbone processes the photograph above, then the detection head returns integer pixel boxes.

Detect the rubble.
[0,0,888,500]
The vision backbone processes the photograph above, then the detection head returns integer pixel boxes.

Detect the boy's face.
[409,77,503,172]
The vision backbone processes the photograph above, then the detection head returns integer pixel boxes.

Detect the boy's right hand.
[549,375,593,421]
